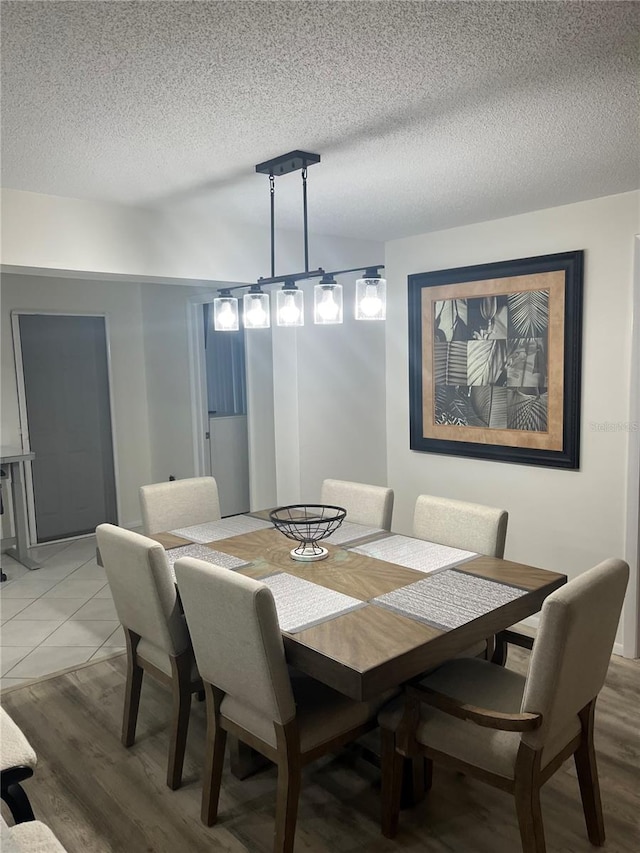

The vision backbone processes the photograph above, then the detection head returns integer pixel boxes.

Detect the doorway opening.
[12,312,118,543]
[202,302,250,517]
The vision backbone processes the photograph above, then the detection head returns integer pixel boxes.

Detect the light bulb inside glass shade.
[243,292,270,329]
[355,277,386,321]
[314,283,343,324]
[213,297,239,331]
[277,289,304,326]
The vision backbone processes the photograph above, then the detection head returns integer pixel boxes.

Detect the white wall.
[2,188,388,519]
[0,273,152,527]
[385,191,639,647]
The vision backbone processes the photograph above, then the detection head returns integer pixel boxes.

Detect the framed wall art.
[408,250,583,468]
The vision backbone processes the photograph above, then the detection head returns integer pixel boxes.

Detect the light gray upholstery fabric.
[5,819,68,853]
[139,476,221,535]
[521,558,629,751]
[413,494,508,557]
[95,524,190,658]
[379,658,580,778]
[176,556,399,748]
[321,479,394,530]
[379,559,628,779]
[0,707,37,771]
[175,557,296,725]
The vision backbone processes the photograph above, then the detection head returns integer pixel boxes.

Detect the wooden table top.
[152,520,566,701]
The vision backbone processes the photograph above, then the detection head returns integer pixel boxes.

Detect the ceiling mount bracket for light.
[255,150,321,176]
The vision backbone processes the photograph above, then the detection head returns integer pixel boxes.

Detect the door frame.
[11,309,122,545]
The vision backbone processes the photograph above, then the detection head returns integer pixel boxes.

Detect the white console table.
[1,447,40,572]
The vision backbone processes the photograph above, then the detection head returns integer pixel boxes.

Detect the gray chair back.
[321,479,394,530]
[96,523,189,656]
[175,557,296,726]
[413,494,508,557]
[139,476,221,534]
[521,558,628,751]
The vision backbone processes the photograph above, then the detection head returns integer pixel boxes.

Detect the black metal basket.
[269,504,346,561]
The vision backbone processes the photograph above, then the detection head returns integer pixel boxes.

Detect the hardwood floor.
[1,648,638,852]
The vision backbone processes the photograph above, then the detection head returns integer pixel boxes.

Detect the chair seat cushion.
[0,709,37,771]
[379,658,581,779]
[222,676,399,752]
[8,820,68,853]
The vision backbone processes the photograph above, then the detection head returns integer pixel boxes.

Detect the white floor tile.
[0,577,59,598]
[0,557,29,582]
[6,646,99,678]
[67,563,107,581]
[1,676,30,690]
[42,578,107,599]
[90,646,125,661]
[1,619,64,646]
[13,598,85,621]
[69,598,117,620]
[102,625,126,647]
[41,620,119,647]
[0,646,32,676]
[1,599,36,622]
[92,585,114,599]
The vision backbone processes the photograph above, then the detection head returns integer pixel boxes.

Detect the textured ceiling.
[1,1,638,241]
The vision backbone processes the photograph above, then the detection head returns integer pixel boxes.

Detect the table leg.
[5,461,40,571]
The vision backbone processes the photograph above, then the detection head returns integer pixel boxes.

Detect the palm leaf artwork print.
[468,386,508,428]
[434,299,468,342]
[507,390,548,431]
[507,290,549,338]
[434,341,468,385]
[506,339,547,388]
[435,386,468,426]
[467,340,507,386]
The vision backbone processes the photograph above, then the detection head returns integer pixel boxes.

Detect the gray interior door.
[18,314,117,541]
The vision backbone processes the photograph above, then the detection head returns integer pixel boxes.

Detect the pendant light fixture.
[313,273,343,324]
[212,150,385,330]
[243,284,270,329]
[213,288,240,331]
[355,268,387,321]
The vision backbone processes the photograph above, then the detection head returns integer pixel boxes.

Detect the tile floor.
[0,535,124,689]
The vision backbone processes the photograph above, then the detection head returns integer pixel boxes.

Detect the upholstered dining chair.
[413,493,508,557]
[1,707,37,823]
[320,479,394,530]
[174,556,396,853]
[379,558,629,853]
[95,524,202,789]
[139,476,221,535]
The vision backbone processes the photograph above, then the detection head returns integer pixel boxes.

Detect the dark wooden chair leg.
[574,701,606,846]
[274,722,302,853]
[381,727,404,839]
[167,651,193,790]
[1,768,35,823]
[201,683,228,827]
[122,630,143,747]
[514,746,546,853]
[491,631,509,666]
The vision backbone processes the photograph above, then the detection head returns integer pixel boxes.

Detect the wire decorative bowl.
[269,504,347,562]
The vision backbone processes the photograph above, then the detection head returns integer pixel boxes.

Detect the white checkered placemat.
[165,543,248,582]
[259,572,367,633]
[170,514,272,544]
[351,534,478,574]
[372,569,526,630]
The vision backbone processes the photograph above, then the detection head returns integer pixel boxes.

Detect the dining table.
[149,511,566,703]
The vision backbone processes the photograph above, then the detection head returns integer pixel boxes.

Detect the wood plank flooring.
[1,649,638,852]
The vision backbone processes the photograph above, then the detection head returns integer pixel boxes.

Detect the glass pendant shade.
[276,287,304,327]
[213,295,240,331]
[314,283,343,324]
[355,276,387,321]
[243,291,271,329]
